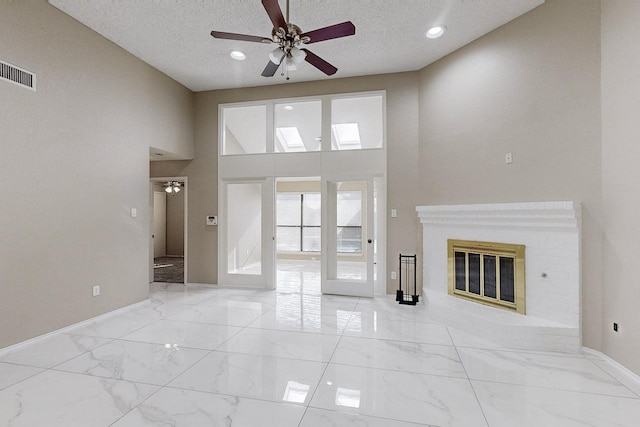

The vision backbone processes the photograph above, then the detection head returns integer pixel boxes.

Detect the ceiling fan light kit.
[164,181,182,194]
[211,0,355,79]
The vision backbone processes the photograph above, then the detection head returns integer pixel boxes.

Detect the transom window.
[220,92,384,155]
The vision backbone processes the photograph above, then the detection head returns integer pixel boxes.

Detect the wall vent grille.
[0,60,36,91]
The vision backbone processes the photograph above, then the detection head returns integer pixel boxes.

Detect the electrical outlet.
[505,153,513,164]
[391,271,397,280]
[92,285,100,297]
[613,322,619,332]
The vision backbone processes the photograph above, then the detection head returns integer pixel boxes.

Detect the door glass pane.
[227,183,262,275]
[336,182,366,280]
[336,190,362,254]
[274,100,322,152]
[331,95,383,150]
[222,105,266,155]
[337,227,361,253]
[337,191,361,227]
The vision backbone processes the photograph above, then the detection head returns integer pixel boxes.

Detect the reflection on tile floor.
[0,260,639,426]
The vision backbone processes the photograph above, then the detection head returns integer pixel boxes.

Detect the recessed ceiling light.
[426,25,446,39]
[230,50,246,61]
[283,105,294,111]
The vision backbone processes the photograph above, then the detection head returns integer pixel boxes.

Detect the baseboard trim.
[0,299,149,356]
[582,346,640,396]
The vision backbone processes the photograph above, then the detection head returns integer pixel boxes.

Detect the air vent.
[1,60,36,91]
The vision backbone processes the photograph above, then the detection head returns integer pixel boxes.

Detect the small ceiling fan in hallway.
[210,0,356,77]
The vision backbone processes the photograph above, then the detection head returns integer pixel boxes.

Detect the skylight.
[275,127,305,152]
[331,123,361,150]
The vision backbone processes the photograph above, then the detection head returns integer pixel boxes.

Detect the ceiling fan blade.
[262,0,287,31]
[301,21,355,44]
[261,59,281,77]
[301,49,337,76]
[210,30,272,44]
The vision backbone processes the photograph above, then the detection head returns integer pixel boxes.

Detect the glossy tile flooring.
[1,261,640,426]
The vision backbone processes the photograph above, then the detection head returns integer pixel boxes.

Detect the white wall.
[601,0,640,375]
[0,0,194,349]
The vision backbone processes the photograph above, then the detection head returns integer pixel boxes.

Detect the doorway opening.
[274,176,382,297]
[275,177,322,294]
[150,177,187,284]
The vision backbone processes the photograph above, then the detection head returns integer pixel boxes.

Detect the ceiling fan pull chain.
[286,0,290,24]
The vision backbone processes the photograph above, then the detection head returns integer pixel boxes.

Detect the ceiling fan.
[210,0,355,78]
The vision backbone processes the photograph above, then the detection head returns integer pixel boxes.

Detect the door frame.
[149,176,188,284]
[218,177,275,289]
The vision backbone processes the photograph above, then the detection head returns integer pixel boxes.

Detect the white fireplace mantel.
[417,201,582,352]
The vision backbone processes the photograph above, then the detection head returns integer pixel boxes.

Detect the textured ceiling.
[49,0,544,92]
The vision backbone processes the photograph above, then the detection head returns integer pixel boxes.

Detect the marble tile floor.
[1,262,640,426]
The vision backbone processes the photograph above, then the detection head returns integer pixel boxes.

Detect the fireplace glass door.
[449,240,525,314]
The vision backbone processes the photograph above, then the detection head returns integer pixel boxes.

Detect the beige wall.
[0,0,194,348]
[152,72,421,289]
[153,191,167,257]
[601,0,640,374]
[166,190,185,256]
[417,0,603,350]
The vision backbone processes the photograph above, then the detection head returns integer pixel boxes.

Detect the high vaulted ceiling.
[49,0,544,92]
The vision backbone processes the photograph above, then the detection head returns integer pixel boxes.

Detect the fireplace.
[417,202,581,352]
[448,240,525,314]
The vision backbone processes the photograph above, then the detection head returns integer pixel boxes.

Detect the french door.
[219,178,275,288]
[321,176,377,297]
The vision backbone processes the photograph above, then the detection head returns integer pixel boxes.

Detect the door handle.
[367,239,372,244]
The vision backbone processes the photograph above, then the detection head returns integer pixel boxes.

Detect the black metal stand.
[396,254,419,305]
